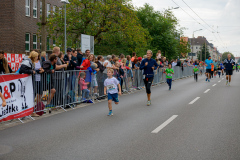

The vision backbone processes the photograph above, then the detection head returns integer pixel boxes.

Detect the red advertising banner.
[11,54,15,62]
[0,74,34,122]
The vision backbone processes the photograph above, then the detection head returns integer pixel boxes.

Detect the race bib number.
[167,73,172,77]
[107,84,115,91]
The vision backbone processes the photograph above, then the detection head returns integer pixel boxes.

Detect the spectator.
[119,54,125,62]
[131,52,136,62]
[41,51,46,63]
[115,61,124,93]
[156,50,161,60]
[0,50,12,74]
[103,55,113,69]
[33,52,45,117]
[59,52,67,65]
[111,55,116,64]
[172,59,177,67]
[176,59,181,67]
[42,54,57,111]
[52,47,67,107]
[85,49,91,59]
[68,50,78,70]
[20,51,38,74]
[143,55,147,60]
[96,55,108,99]
[135,57,142,69]
[77,48,83,66]
[64,48,72,63]
[79,72,90,100]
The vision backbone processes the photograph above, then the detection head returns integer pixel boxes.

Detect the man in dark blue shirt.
[140,50,158,106]
[223,54,235,86]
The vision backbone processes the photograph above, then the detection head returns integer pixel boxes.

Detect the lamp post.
[164,7,179,18]
[191,29,202,60]
[61,0,69,54]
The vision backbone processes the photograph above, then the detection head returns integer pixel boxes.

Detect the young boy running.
[165,64,174,90]
[104,69,121,116]
[193,65,199,82]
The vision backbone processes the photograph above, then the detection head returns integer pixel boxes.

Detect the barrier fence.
[1,66,199,124]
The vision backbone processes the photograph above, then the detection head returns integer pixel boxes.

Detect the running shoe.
[226,80,228,85]
[147,101,151,106]
[228,82,231,86]
[208,79,210,82]
[107,111,113,116]
[206,78,208,81]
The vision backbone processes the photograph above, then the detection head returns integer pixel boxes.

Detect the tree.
[44,0,149,55]
[136,4,182,59]
[197,43,210,61]
[222,52,235,61]
[179,37,191,58]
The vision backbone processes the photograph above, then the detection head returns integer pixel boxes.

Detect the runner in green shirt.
[193,65,199,82]
[165,64,174,90]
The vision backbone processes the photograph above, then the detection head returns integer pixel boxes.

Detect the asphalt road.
[1,72,240,160]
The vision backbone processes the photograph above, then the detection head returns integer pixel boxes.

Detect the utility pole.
[205,38,207,60]
[41,0,47,52]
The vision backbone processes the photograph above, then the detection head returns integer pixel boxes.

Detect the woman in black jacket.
[96,55,107,99]
[20,51,38,74]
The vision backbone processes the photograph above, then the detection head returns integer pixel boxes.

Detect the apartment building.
[0,0,63,54]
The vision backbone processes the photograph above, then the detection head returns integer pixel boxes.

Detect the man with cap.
[205,56,213,82]
[64,48,72,64]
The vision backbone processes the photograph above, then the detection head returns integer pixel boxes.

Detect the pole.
[41,0,46,52]
[64,3,67,54]
[205,38,206,60]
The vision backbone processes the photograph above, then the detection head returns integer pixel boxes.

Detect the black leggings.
[144,77,153,94]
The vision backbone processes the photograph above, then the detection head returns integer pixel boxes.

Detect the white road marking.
[213,84,217,86]
[189,97,200,104]
[151,115,178,133]
[218,80,221,82]
[204,89,210,93]
[222,78,224,80]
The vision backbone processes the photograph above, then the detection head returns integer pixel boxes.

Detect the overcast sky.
[132,0,240,57]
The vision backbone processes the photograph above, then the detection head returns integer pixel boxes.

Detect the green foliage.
[222,52,235,60]
[45,0,149,55]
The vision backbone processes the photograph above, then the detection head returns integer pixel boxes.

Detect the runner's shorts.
[226,70,233,75]
[108,93,119,102]
[206,69,212,73]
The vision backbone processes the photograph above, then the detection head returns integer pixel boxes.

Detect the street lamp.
[190,29,202,60]
[61,0,69,55]
[164,7,179,18]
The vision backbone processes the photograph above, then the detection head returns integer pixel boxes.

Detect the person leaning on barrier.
[0,50,12,74]
[96,55,108,99]
[42,54,57,110]
[20,51,38,74]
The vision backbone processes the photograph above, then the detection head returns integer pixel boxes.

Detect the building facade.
[0,0,63,54]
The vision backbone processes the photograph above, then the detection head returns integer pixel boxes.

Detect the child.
[104,69,121,116]
[79,72,90,100]
[217,65,222,78]
[0,92,6,107]
[165,63,174,90]
[193,65,199,82]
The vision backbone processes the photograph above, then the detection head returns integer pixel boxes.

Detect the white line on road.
[204,89,210,93]
[151,115,178,133]
[213,84,217,87]
[189,97,200,104]
[222,78,224,80]
[218,80,221,83]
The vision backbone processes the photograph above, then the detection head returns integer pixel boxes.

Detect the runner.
[193,65,199,82]
[217,64,222,78]
[223,54,235,86]
[213,60,218,78]
[165,63,174,90]
[205,56,213,82]
[140,50,158,106]
[220,62,225,76]
[104,69,121,116]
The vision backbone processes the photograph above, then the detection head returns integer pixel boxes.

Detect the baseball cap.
[67,48,72,52]
[138,57,142,61]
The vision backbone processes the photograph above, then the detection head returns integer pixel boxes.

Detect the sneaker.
[147,101,151,106]
[107,111,113,116]
[208,79,210,82]
[206,78,208,81]
[228,82,231,86]
[226,81,228,85]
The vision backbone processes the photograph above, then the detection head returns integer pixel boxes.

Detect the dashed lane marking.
[213,84,217,87]
[204,89,210,93]
[151,115,178,133]
[189,97,200,104]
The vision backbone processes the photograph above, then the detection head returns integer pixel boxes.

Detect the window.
[47,4,51,17]
[25,0,30,16]
[47,36,50,50]
[53,6,56,14]
[40,1,42,15]
[25,33,30,52]
[40,36,42,50]
[33,34,37,49]
[33,0,37,18]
